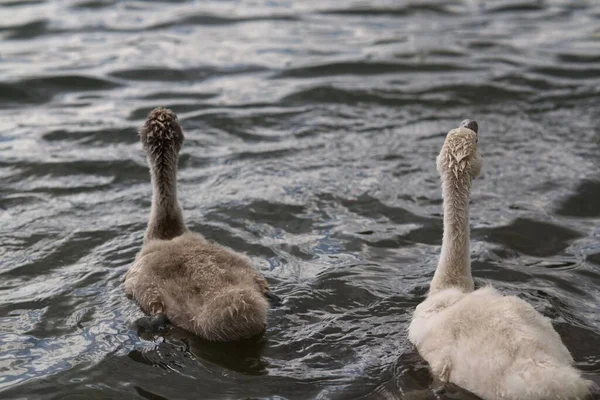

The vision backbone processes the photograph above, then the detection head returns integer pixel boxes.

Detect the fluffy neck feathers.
[429,145,475,294]
[144,151,187,242]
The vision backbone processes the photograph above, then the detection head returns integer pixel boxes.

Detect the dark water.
[1,0,599,399]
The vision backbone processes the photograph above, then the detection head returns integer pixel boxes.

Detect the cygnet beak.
[460,119,478,133]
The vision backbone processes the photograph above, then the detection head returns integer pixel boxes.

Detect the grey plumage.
[125,107,270,341]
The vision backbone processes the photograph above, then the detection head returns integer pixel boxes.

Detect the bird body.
[125,232,269,341]
[124,108,271,341]
[408,120,590,399]
[409,286,589,399]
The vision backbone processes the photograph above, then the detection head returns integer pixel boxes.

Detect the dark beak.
[460,119,478,133]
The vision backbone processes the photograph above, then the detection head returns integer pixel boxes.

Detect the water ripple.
[1,0,600,399]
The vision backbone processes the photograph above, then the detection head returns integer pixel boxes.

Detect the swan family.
[124,108,592,399]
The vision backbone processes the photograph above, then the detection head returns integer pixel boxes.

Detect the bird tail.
[197,288,268,341]
[505,362,592,400]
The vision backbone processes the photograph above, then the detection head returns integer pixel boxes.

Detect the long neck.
[429,172,474,294]
[144,154,187,242]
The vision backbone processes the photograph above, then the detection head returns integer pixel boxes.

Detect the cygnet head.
[139,107,184,160]
[437,119,482,181]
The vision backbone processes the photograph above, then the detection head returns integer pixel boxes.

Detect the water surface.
[1,0,599,399]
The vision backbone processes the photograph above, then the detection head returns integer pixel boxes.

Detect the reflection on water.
[0,0,599,399]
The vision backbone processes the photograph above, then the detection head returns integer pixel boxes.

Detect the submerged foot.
[265,291,282,306]
[133,313,169,335]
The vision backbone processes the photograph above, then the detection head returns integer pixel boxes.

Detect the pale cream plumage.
[408,120,591,399]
